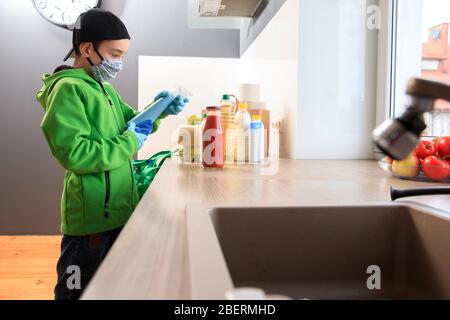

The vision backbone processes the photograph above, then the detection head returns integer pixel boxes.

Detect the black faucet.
[391,186,450,201]
[372,78,450,201]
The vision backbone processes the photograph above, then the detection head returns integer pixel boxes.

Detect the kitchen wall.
[0,0,239,235]
[240,0,288,55]
[239,0,299,159]
[296,0,379,159]
[138,56,241,156]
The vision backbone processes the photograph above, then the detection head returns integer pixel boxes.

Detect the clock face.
[33,0,100,28]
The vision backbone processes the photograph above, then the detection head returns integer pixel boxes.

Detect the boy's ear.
[79,42,93,58]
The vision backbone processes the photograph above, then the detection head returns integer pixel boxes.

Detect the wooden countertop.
[81,159,450,300]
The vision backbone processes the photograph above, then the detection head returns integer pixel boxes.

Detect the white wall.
[296,0,379,159]
[240,0,288,55]
[138,57,240,156]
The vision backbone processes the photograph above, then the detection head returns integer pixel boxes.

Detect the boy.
[36,9,188,300]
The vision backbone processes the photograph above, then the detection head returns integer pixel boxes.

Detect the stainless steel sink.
[186,203,450,300]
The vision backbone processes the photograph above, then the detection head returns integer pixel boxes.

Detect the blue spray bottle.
[128,86,192,125]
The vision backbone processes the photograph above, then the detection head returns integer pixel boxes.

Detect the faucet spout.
[391,186,450,201]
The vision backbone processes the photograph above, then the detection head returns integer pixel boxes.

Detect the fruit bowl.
[378,159,450,183]
[376,136,450,183]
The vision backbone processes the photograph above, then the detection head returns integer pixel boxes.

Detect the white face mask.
[88,47,123,82]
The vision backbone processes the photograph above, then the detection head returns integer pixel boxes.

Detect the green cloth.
[36,68,161,236]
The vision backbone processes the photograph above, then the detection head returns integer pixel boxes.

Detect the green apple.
[392,154,419,178]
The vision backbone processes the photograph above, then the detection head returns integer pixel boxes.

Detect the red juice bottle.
[202,106,224,168]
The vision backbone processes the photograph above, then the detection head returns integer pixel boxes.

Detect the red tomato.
[414,140,436,159]
[383,156,393,164]
[422,156,449,181]
[436,136,450,159]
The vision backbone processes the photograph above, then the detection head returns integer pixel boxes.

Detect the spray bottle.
[128,86,192,125]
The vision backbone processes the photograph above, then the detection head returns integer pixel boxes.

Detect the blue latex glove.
[126,120,153,150]
[155,90,190,118]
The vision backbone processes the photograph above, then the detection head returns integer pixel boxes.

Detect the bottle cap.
[238,102,248,110]
[252,115,262,121]
[222,94,231,101]
[250,122,262,129]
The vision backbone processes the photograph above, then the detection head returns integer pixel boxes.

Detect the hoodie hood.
[36,67,98,111]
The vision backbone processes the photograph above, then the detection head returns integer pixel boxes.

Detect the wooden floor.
[0,236,61,300]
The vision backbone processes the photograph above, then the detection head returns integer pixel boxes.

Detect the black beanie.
[63,8,130,61]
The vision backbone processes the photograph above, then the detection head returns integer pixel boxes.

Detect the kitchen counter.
[81,159,450,300]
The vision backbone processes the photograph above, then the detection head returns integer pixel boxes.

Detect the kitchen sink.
[186,203,450,300]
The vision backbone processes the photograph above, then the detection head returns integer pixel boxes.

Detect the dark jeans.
[54,226,123,300]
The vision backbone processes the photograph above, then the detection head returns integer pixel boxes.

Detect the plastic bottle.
[202,106,224,168]
[250,115,263,163]
[220,94,236,125]
[234,103,252,163]
[128,86,191,125]
[252,115,266,160]
[220,94,236,164]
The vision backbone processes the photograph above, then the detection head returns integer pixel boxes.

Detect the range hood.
[199,0,264,17]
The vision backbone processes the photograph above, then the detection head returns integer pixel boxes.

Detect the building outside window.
[421,1,450,136]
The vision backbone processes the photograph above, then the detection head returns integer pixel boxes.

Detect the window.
[421,59,440,71]
[421,1,450,136]
[389,0,450,136]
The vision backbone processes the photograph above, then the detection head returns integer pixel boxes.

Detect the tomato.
[383,156,393,164]
[436,136,450,160]
[422,156,449,181]
[414,140,436,159]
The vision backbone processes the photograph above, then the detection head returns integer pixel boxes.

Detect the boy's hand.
[126,120,153,150]
[155,90,190,118]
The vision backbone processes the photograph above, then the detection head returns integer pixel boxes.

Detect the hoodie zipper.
[98,81,122,133]
[97,82,137,217]
[97,82,118,219]
[104,171,111,218]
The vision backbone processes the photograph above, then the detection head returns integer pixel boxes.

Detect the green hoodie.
[37,68,160,236]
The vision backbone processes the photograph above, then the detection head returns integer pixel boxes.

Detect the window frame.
[377,0,426,124]
[376,0,398,127]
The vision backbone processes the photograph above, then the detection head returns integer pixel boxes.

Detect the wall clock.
[33,0,102,30]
